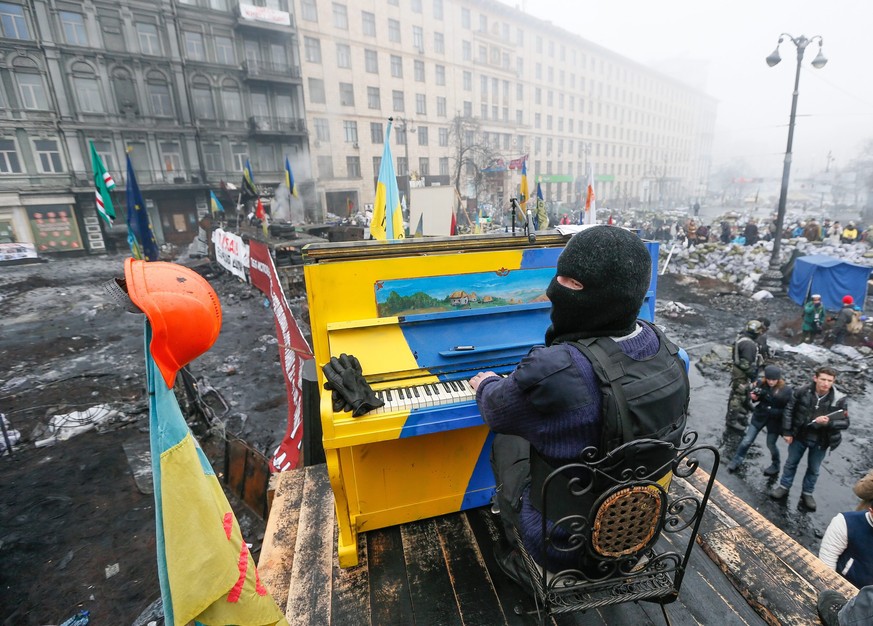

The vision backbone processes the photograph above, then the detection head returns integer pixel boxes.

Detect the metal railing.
[243,60,301,80]
[248,115,307,133]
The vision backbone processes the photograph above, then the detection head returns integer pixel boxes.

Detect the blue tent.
[788,255,871,311]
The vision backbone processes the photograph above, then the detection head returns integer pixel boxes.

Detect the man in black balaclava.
[469,226,689,583]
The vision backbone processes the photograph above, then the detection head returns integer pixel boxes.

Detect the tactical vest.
[530,321,690,519]
[836,511,873,588]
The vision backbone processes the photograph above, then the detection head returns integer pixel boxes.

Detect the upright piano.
[302,232,659,567]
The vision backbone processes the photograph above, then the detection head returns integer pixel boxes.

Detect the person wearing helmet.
[802,294,826,343]
[841,222,859,244]
[832,295,856,345]
[726,320,763,431]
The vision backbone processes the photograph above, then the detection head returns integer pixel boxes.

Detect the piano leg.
[325,448,360,567]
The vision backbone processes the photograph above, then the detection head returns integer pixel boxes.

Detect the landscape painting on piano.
[375,267,554,317]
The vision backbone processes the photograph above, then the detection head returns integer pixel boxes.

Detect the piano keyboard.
[367,376,505,415]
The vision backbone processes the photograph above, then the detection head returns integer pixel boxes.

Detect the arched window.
[146,70,173,117]
[111,67,138,115]
[12,56,47,110]
[190,76,214,119]
[70,61,104,114]
[220,78,242,120]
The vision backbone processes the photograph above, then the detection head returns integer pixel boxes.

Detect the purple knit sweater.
[476,323,661,567]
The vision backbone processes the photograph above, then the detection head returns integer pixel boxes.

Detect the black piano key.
[385,389,393,401]
[423,385,432,396]
[442,382,451,393]
[450,380,460,392]
[412,386,420,398]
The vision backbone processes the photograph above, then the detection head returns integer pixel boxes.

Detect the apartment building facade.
[0,0,309,254]
[296,0,716,219]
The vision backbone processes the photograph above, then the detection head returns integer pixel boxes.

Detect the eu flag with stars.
[126,155,160,261]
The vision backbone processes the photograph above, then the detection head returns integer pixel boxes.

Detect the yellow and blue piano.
[302,231,659,567]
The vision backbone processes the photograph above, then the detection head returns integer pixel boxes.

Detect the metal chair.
[512,430,719,625]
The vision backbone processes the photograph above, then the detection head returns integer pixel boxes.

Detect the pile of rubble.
[661,239,873,293]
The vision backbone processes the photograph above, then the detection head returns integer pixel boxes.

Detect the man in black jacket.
[726,320,763,431]
[770,366,849,510]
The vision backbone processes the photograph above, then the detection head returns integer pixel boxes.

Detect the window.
[415,93,426,114]
[436,96,446,117]
[160,142,183,173]
[419,157,429,176]
[339,82,354,106]
[203,143,223,171]
[463,71,471,91]
[17,73,48,110]
[535,88,541,105]
[372,156,381,174]
[343,120,358,143]
[365,49,378,73]
[308,77,325,103]
[388,19,400,43]
[479,14,487,31]
[390,55,402,78]
[92,140,114,173]
[417,126,428,146]
[215,37,234,64]
[433,0,443,19]
[301,0,317,21]
[411,0,422,13]
[184,32,205,61]
[461,7,470,28]
[367,86,380,109]
[462,41,471,61]
[439,156,448,176]
[395,126,406,145]
[463,101,471,117]
[362,11,375,36]
[304,37,321,63]
[34,139,62,173]
[347,156,361,178]
[412,25,423,51]
[191,85,214,118]
[0,139,21,173]
[314,118,330,141]
[147,80,172,116]
[435,65,445,86]
[438,127,448,146]
[369,122,383,144]
[135,23,161,55]
[60,11,87,46]
[231,144,248,171]
[396,157,407,176]
[332,3,348,29]
[0,2,28,39]
[392,90,404,112]
[318,155,333,178]
[221,88,243,120]
[434,32,444,54]
[414,60,424,82]
[74,77,103,113]
[336,43,351,68]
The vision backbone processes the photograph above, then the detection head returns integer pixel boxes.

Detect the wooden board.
[259,469,305,612]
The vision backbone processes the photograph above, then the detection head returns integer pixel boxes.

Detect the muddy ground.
[1,250,872,624]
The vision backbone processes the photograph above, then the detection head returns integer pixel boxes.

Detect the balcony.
[243,60,302,84]
[235,2,295,32]
[70,170,208,191]
[249,115,307,136]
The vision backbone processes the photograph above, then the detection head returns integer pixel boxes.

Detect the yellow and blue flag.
[144,322,287,626]
[126,155,160,261]
[519,157,529,210]
[371,120,404,240]
[284,156,297,197]
[534,182,548,230]
[210,190,224,216]
[242,158,258,201]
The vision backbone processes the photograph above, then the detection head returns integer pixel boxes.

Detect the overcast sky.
[507,0,873,178]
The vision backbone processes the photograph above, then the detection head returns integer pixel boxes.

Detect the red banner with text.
[248,240,313,472]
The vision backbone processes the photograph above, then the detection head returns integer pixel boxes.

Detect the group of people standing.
[802,293,863,345]
[723,319,873,625]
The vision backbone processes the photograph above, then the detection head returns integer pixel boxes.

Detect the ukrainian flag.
[519,157,529,211]
[284,156,297,197]
[371,120,404,240]
[210,190,224,216]
[144,322,287,626]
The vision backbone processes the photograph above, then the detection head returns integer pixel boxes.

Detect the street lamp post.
[762,34,827,286]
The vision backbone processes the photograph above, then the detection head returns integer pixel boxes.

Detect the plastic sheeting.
[787,255,872,311]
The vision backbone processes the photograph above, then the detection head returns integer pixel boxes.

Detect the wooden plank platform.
[259,465,856,625]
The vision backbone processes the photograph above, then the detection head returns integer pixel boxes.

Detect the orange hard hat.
[123,258,222,387]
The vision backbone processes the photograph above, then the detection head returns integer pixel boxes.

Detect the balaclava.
[545,226,652,345]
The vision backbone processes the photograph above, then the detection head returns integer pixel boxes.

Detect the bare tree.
[448,115,498,224]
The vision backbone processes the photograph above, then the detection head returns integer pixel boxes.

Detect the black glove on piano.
[322,353,384,417]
